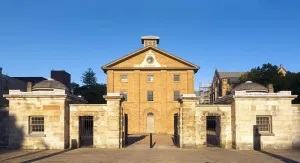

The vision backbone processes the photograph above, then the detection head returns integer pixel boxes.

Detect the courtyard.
[0,147,300,163]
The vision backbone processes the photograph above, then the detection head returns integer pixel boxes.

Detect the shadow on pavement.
[259,150,299,163]
[0,150,47,162]
[126,135,147,147]
[21,148,75,163]
[151,142,156,148]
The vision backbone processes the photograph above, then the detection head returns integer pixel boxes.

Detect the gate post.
[178,94,198,148]
[104,93,124,148]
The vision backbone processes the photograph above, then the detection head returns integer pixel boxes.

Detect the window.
[256,116,272,134]
[121,91,128,101]
[174,90,180,101]
[29,116,44,134]
[173,74,180,82]
[147,75,154,82]
[120,74,127,82]
[147,91,154,101]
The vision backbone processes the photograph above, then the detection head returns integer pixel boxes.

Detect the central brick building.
[102,36,199,134]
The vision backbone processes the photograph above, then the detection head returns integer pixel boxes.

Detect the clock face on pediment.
[146,56,154,64]
[134,50,162,67]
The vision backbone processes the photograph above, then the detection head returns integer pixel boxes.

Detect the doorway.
[79,116,93,147]
[147,112,154,133]
[173,113,179,146]
[206,116,221,147]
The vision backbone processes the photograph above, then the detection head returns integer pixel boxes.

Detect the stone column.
[104,93,123,148]
[179,94,198,148]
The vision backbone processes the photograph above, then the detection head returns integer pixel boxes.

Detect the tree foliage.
[239,63,300,104]
[71,68,107,104]
[81,68,97,86]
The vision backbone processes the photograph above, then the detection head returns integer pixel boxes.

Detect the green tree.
[240,63,300,104]
[70,82,80,95]
[79,84,107,104]
[81,68,97,86]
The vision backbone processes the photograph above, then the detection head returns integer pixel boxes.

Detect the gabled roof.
[218,72,245,79]
[101,46,200,73]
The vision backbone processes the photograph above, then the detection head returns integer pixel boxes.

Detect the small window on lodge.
[174,90,180,101]
[147,75,154,82]
[121,91,128,101]
[147,91,154,101]
[120,74,128,82]
[29,116,44,134]
[173,74,180,82]
[256,116,272,134]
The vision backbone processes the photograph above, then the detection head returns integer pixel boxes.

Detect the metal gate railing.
[79,116,93,147]
[206,116,220,147]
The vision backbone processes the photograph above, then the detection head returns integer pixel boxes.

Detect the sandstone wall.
[178,96,232,149]
[70,103,122,148]
[233,96,295,150]
[8,98,67,149]
[194,105,232,149]
[292,104,300,149]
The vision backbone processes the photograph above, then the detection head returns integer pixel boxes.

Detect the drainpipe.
[180,101,183,148]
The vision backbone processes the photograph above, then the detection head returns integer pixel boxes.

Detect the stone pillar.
[104,93,123,148]
[179,94,198,148]
[27,82,32,92]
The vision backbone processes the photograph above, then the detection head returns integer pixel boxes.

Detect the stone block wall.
[292,104,300,149]
[194,105,232,149]
[233,93,297,150]
[70,96,123,149]
[178,95,232,149]
[8,98,66,149]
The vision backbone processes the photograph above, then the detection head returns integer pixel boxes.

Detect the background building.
[210,70,245,104]
[196,81,211,104]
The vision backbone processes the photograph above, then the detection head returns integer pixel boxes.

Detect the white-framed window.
[147,75,154,82]
[29,116,44,134]
[147,91,154,101]
[121,91,128,102]
[174,90,180,101]
[120,74,128,82]
[173,74,180,82]
[256,116,272,134]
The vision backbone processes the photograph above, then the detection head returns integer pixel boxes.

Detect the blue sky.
[0,0,299,89]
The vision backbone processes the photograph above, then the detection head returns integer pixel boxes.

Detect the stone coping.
[234,91,296,97]
[234,95,297,99]
[196,104,231,107]
[70,104,107,106]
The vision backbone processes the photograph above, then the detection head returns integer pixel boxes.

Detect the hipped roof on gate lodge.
[101,46,200,73]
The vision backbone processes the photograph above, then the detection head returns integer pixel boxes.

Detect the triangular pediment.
[102,47,199,72]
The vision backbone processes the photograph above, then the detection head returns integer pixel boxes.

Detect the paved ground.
[1,148,300,163]
[126,134,177,148]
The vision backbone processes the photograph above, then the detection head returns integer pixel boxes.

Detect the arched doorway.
[147,112,154,133]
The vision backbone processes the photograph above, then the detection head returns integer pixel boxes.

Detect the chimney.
[27,82,32,92]
[51,70,71,91]
[268,84,274,93]
[141,36,160,47]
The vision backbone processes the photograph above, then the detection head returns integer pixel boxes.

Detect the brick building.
[102,36,200,134]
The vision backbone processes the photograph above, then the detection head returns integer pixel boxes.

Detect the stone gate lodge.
[3,36,300,150]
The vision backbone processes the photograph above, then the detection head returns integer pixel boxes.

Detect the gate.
[123,114,128,147]
[206,116,220,147]
[79,116,93,147]
[173,113,178,146]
